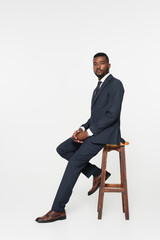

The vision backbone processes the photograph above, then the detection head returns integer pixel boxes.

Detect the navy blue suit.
[82,74,125,145]
[51,74,125,212]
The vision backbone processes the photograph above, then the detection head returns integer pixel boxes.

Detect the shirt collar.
[99,72,111,84]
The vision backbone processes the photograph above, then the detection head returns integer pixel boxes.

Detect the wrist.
[79,126,85,132]
[79,128,83,133]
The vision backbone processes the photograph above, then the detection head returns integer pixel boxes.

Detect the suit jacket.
[81,74,125,145]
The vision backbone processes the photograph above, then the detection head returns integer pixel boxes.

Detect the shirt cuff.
[80,126,85,131]
[87,128,93,136]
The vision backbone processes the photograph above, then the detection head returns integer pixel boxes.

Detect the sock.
[93,168,101,177]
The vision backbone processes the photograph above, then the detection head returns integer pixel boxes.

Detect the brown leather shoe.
[88,171,111,196]
[35,210,66,223]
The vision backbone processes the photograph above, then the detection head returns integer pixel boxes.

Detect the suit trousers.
[51,137,106,212]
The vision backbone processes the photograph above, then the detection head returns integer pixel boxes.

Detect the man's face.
[93,56,111,79]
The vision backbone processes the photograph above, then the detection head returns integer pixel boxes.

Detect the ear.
[108,63,111,69]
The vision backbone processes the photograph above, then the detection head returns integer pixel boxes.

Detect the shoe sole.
[35,216,66,223]
[88,173,111,196]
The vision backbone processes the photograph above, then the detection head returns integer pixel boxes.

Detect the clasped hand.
[71,128,88,143]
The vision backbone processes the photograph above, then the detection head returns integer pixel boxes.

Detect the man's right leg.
[56,137,101,178]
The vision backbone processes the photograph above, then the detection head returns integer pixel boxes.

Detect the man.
[35,52,125,223]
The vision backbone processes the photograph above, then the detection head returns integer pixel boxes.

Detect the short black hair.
[93,52,109,63]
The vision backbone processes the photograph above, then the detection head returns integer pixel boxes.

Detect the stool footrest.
[104,188,124,192]
[104,184,124,192]
[105,184,122,188]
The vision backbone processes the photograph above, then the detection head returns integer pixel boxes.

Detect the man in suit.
[35,52,125,223]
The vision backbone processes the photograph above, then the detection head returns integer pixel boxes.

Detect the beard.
[95,72,105,78]
[95,67,109,79]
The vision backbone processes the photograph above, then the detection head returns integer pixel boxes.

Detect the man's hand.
[76,131,89,141]
[72,128,83,143]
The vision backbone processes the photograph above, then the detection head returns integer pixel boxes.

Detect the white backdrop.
[0,0,160,239]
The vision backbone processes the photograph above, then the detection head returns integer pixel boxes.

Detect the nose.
[96,64,101,70]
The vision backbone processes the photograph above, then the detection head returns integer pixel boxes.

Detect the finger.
[73,133,77,139]
[74,132,79,138]
[74,139,82,143]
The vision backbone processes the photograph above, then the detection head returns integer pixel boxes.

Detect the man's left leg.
[51,137,106,212]
[35,137,109,223]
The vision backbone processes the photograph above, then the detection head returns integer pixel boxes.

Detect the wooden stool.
[97,141,129,220]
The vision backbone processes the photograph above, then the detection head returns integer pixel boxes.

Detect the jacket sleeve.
[80,118,90,131]
[89,81,124,135]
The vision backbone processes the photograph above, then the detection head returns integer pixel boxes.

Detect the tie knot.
[97,81,102,87]
[97,81,102,86]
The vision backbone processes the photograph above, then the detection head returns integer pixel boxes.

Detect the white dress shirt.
[80,72,111,136]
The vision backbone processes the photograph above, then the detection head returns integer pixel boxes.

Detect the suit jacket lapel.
[91,74,113,108]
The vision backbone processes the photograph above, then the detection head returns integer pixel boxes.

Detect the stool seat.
[106,141,129,147]
[97,141,129,220]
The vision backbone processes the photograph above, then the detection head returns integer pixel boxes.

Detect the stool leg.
[119,150,125,213]
[97,187,100,212]
[97,148,106,213]
[98,148,108,219]
[121,147,129,220]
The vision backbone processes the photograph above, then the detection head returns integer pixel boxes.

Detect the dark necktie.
[94,80,102,96]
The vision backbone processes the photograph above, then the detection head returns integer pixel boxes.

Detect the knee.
[56,145,63,156]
